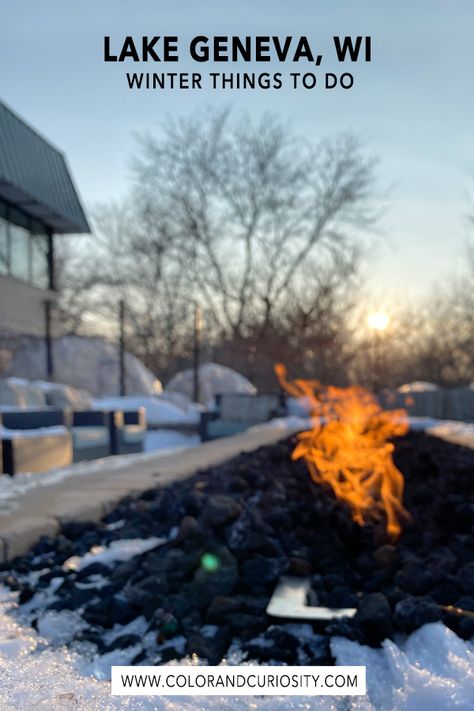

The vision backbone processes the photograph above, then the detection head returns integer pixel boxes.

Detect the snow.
[0,377,46,408]
[145,430,200,452]
[398,381,440,393]
[286,396,314,418]
[37,609,88,646]
[428,420,474,442]
[2,335,162,398]
[165,362,256,406]
[34,380,93,410]
[63,537,167,572]
[0,588,133,710]
[0,425,68,440]
[94,395,201,426]
[0,580,472,711]
[409,416,474,447]
[331,623,474,711]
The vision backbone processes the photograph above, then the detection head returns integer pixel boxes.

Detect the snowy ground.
[0,583,472,710]
[144,430,199,453]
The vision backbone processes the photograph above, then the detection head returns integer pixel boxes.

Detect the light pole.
[119,298,126,396]
[192,302,202,404]
[367,311,389,392]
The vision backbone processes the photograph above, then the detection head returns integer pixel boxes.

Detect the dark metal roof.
[0,100,90,234]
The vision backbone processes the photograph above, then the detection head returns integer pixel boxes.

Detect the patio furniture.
[108,408,147,455]
[1,423,72,475]
[200,392,286,441]
[0,406,146,474]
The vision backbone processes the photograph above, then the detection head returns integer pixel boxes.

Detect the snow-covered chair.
[0,404,146,473]
[0,409,110,469]
[0,409,72,475]
[200,393,286,441]
[109,409,146,455]
[70,410,112,461]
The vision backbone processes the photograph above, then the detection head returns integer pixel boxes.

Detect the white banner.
[111,665,366,696]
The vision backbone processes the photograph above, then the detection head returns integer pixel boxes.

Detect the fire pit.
[2,420,473,666]
[275,363,411,539]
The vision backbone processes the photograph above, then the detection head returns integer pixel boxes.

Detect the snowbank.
[165,362,256,406]
[2,335,162,398]
[410,416,474,447]
[331,622,474,711]
[398,381,440,393]
[93,395,201,426]
[35,380,93,410]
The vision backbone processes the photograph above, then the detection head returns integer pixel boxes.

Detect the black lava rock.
[356,593,393,642]
[393,596,442,632]
[394,562,435,596]
[457,563,474,593]
[77,562,111,580]
[3,430,474,666]
[242,626,299,664]
[201,495,242,528]
[241,555,288,589]
[105,634,143,652]
[186,626,232,664]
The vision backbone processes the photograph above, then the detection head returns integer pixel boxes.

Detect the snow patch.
[63,537,167,572]
[3,334,162,398]
[93,395,201,426]
[398,381,440,393]
[332,622,474,711]
[145,430,200,452]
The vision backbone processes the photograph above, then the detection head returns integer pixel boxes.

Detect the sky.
[1,0,473,303]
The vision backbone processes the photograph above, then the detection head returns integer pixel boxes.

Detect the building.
[0,100,90,375]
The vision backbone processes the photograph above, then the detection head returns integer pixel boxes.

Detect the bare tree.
[55,110,380,386]
[132,109,379,340]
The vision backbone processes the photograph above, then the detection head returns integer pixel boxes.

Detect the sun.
[367,311,390,332]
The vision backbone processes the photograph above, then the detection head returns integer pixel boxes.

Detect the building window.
[0,206,52,290]
[0,217,8,274]
[9,222,31,282]
[31,233,49,289]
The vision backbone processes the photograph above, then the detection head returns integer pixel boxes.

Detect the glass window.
[0,217,8,274]
[9,222,30,282]
[0,206,51,289]
[31,233,49,289]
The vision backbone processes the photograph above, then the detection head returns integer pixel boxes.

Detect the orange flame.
[275,363,410,540]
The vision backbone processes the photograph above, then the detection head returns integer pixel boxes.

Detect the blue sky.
[1,0,473,301]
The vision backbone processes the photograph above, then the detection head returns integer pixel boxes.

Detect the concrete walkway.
[0,422,300,562]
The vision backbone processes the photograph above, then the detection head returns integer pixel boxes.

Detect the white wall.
[0,274,56,336]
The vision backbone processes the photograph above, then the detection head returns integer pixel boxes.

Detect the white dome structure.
[165,362,256,405]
